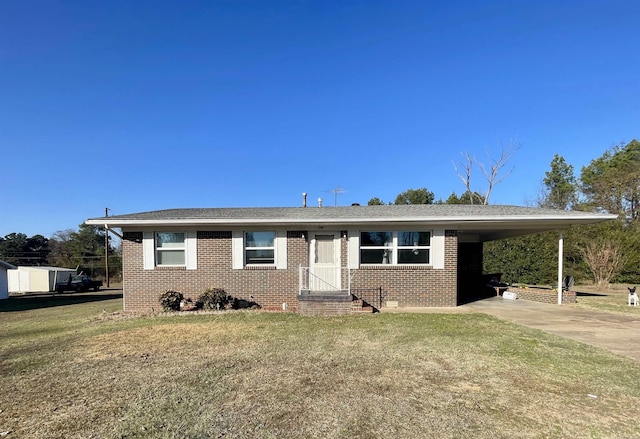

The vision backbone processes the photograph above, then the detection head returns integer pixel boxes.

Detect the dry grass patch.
[2,300,640,438]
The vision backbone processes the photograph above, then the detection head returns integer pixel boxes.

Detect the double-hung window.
[156,232,186,266]
[245,231,275,265]
[142,231,196,270]
[360,232,394,264]
[360,231,431,265]
[232,230,286,269]
[396,231,431,264]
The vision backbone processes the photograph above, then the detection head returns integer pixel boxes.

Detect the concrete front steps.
[298,291,375,316]
[351,298,375,314]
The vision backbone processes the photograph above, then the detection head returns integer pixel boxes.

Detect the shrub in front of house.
[159,290,184,312]
[196,287,233,310]
[233,298,261,310]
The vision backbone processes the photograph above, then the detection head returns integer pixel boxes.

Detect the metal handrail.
[299,265,351,293]
[298,266,384,310]
[350,286,384,310]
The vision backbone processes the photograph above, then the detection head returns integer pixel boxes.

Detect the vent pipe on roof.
[318,197,323,208]
[302,192,307,208]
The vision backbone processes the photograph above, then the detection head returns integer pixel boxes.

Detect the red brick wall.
[297,293,353,316]
[507,287,577,304]
[349,231,458,307]
[122,231,308,313]
[298,300,353,316]
[121,229,459,313]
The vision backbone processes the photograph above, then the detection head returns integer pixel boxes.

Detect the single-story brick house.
[85,204,615,314]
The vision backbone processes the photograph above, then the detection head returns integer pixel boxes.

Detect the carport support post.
[557,232,564,305]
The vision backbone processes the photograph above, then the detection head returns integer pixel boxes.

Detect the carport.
[453,209,617,305]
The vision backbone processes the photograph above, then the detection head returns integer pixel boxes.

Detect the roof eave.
[86,213,618,229]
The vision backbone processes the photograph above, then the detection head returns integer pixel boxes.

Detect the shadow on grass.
[576,291,609,297]
[0,290,123,312]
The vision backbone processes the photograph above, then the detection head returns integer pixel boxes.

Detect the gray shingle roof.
[85,205,617,241]
[86,204,615,224]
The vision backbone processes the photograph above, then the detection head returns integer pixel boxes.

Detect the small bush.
[196,287,233,310]
[160,290,184,312]
[233,298,261,310]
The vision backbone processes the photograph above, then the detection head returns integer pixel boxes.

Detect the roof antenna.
[326,186,346,206]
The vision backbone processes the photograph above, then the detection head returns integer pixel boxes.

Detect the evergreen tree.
[542,154,578,210]
[483,232,558,285]
[444,191,484,204]
[581,139,640,223]
[0,233,50,266]
[394,188,434,205]
[578,140,640,283]
[367,197,386,206]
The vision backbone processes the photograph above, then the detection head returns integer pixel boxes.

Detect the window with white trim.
[156,232,186,266]
[142,231,196,270]
[245,231,275,265]
[360,231,431,265]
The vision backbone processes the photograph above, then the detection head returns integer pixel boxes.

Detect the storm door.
[309,233,341,291]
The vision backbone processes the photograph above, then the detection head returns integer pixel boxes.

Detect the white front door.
[310,232,341,291]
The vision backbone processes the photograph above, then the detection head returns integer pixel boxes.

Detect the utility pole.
[105,207,110,288]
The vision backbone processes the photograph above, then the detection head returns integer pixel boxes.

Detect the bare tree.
[452,140,520,205]
[580,240,628,289]
[452,152,477,204]
[48,229,76,268]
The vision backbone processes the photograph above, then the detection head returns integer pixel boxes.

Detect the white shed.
[0,260,17,299]
[8,266,77,294]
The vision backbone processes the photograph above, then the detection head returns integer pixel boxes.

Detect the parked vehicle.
[55,275,102,293]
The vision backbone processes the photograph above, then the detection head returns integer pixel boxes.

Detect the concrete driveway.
[386,298,640,361]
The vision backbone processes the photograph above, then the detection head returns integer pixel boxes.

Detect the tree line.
[0,224,122,281]
[368,139,640,287]
[489,140,639,287]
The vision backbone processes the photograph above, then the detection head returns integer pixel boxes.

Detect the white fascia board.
[87,212,617,229]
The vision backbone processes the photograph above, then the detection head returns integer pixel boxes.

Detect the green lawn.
[2,294,640,438]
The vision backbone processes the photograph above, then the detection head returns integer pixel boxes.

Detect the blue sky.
[1,0,638,238]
